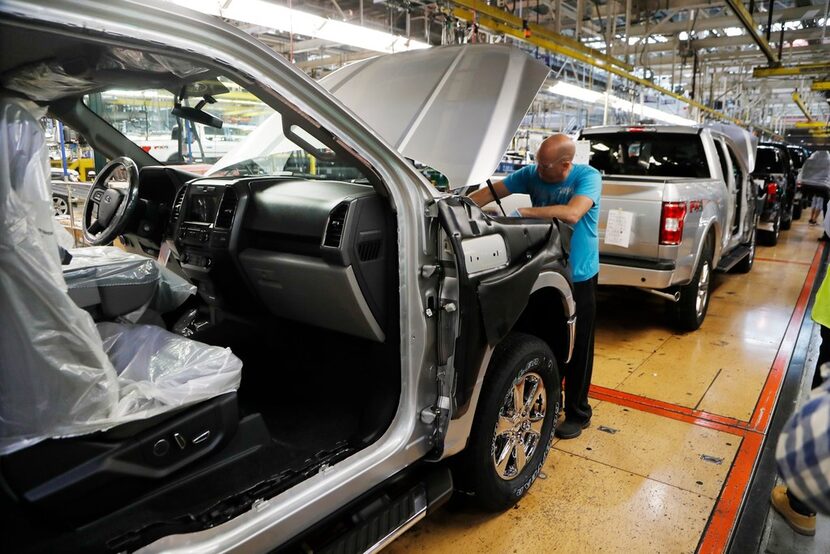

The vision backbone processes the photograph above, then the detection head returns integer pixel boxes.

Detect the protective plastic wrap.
[0,99,240,455]
[63,246,196,317]
[98,323,242,419]
[798,151,830,189]
[0,98,119,454]
[2,47,208,102]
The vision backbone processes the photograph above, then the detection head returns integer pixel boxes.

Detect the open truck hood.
[319,44,550,189]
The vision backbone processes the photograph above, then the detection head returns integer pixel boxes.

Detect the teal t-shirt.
[504,164,601,282]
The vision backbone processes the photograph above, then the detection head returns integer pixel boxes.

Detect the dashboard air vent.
[171,186,186,221]
[215,188,238,229]
[323,203,349,248]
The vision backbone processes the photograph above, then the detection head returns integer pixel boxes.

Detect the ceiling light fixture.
[548,81,698,126]
[172,0,431,54]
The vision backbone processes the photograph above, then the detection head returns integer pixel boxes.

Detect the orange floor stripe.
[749,243,824,432]
[696,242,823,552]
[589,386,746,436]
[755,257,813,266]
[589,385,748,432]
[697,431,763,554]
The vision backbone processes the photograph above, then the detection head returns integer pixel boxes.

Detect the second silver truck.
[580,125,759,330]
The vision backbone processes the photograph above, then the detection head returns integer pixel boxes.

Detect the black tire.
[781,202,793,230]
[675,237,713,331]
[456,332,560,511]
[734,226,755,274]
[793,202,802,221]
[759,211,780,246]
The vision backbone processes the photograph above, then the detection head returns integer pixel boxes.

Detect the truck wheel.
[675,239,713,331]
[457,332,560,511]
[793,203,802,221]
[759,212,780,246]
[53,194,69,216]
[781,203,793,230]
[734,227,755,274]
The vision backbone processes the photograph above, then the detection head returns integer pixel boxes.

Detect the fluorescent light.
[723,27,744,37]
[172,0,430,54]
[547,81,698,126]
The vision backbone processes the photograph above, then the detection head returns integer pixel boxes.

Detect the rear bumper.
[598,256,677,289]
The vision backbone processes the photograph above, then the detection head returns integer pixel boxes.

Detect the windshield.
[586,133,710,178]
[86,77,369,181]
[87,77,272,167]
[207,112,366,180]
[755,148,784,174]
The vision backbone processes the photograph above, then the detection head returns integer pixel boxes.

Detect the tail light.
[660,202,687,245]
[766,182,777,204]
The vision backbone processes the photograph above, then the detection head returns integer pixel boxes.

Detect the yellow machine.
[50,157,95,182]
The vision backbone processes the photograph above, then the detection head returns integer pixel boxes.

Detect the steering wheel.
[83,157,140,245]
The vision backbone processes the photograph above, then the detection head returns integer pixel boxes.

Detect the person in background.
[468,134,601,439]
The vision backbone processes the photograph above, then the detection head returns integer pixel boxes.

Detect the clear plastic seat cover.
[0,98,241,455]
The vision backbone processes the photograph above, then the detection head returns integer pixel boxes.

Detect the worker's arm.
[468,180,512,207]
[516,194,594,225]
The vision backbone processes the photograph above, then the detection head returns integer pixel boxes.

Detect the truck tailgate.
[599,177,668,260]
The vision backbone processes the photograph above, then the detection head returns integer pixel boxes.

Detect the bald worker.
[470,134,601,439]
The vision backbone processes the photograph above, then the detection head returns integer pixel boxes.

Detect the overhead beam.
[623,5,823,38]
[450,7,757,129]
[812,81,830,91]
[753,61,830,77]
[792,91,814,121]
[716,0,777,63]
[795,121,830,128]
[450,0,633,71]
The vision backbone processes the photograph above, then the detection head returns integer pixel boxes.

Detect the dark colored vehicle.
[753,143,797,245]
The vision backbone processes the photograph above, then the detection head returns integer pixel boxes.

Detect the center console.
[175,182,238,268]
[171,179,244,309]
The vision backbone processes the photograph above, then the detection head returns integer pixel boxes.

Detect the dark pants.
[814,325,830,389]
[563,274,597,423]
[788,489,816,516]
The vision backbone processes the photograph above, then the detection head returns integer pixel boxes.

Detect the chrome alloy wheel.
[53,196,69,216]
[696,259,711,318]
[491,372,547,481]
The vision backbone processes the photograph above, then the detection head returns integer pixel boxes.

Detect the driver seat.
[0,98,243,524]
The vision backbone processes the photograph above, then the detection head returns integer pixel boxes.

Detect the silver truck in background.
[579,125,759,330]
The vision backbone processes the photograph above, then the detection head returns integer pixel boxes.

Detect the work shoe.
[770,485,816,536]
[554,419,590,439]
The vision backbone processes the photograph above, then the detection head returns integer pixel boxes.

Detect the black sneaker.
[554,419,590,439]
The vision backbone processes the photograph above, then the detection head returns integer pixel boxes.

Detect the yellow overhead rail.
[753,62,830,78]
[795,121,829,128]
[723,0,778,64]
[811,81,830,91]
[448,2,775,132]
[792,91,814,121]
[450,0,633,71]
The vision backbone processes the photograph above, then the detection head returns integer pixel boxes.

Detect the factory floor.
[388,218,828,554]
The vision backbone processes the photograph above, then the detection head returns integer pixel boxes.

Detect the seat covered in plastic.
[0,97,242,456]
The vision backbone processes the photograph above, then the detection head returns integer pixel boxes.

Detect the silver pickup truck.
[579,125,759,330]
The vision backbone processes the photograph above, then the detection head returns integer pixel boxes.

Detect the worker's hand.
[482,205,501,216]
